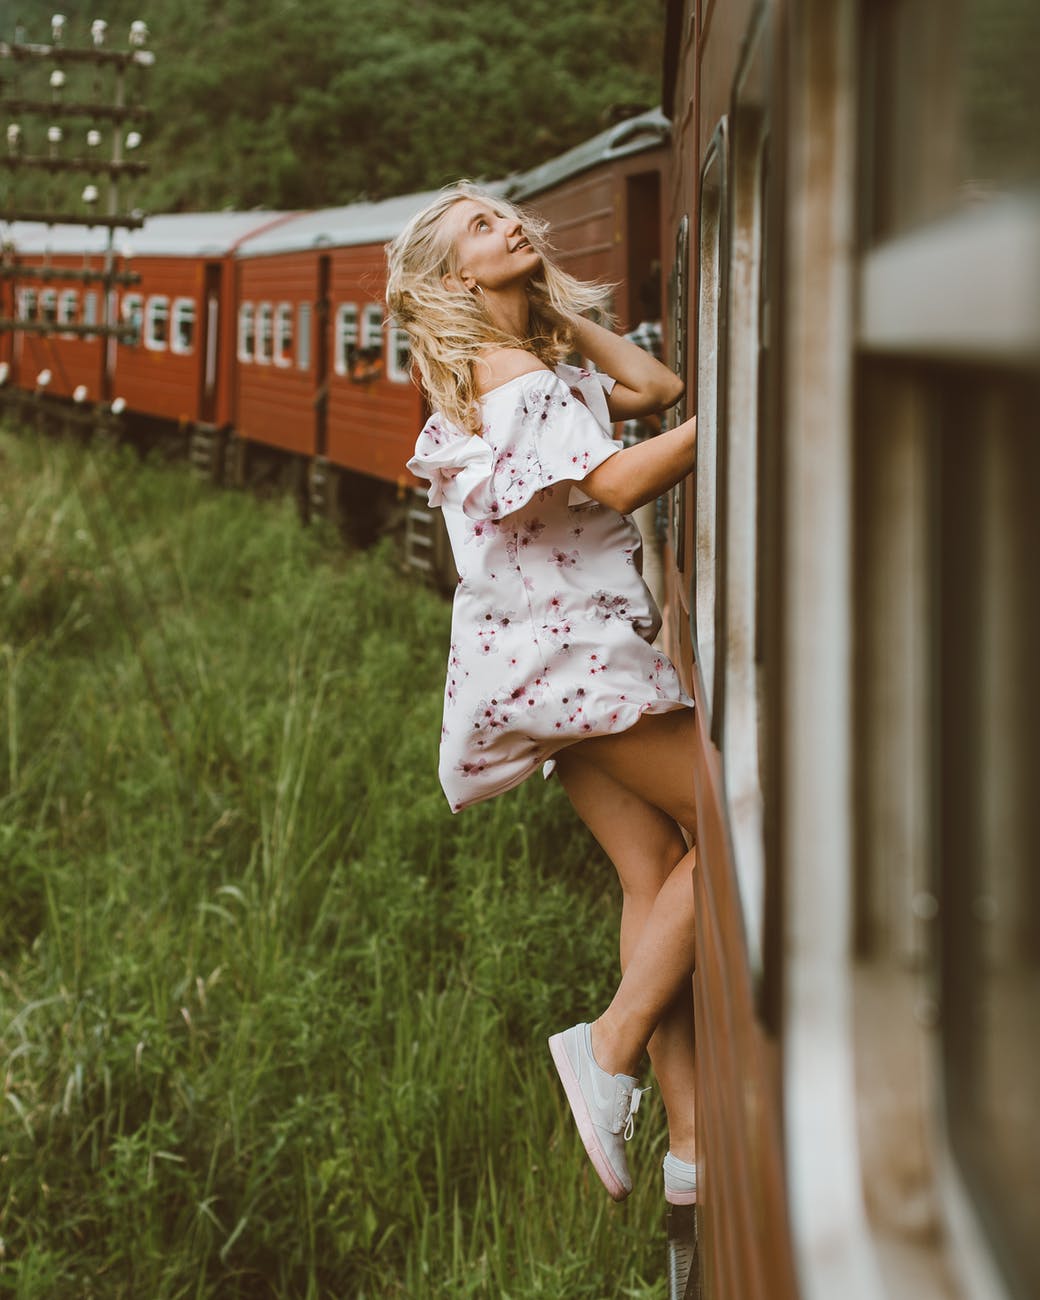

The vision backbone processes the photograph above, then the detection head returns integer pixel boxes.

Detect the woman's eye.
[477,220,490,231]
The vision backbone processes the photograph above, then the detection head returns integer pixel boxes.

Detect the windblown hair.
[385,182,613,435]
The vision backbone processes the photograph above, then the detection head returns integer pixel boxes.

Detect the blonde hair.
[385,182,613,434]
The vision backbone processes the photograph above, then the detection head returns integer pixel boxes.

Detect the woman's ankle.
[589,1016,642,1078]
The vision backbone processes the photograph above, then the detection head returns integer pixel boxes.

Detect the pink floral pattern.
[407,364,693,813]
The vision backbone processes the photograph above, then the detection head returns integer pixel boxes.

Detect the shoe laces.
[623,1085,650,1141]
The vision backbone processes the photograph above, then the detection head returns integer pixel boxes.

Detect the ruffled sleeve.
[407,367,622,521]
[406,416,493,513]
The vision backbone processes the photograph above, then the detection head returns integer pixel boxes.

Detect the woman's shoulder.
[474,348,552,398]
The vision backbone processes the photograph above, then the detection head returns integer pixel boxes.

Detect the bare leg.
[555,720,698,1161]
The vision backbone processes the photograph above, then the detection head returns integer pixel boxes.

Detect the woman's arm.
[567,313,684,420]
[581,415,697,516]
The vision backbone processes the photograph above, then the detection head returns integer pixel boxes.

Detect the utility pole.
[0,13,154,413]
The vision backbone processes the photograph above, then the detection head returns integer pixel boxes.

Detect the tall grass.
[0,428,668,1298]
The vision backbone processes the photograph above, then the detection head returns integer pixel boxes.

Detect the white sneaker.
[663,1150,698,1205]
[548,1022,649,1201]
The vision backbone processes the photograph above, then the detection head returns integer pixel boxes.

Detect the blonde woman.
[387,183,700,1209]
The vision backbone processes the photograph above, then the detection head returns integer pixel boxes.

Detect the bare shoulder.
[473,348,551,396]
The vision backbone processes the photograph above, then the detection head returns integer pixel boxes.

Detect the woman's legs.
[554,714,698,1162]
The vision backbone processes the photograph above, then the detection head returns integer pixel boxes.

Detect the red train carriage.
[661,2,1038,1299]
[3,212,290,443]
[509,109,671,335]
[230,193,444,528]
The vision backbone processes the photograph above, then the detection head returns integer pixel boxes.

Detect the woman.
[386,183,700,1208]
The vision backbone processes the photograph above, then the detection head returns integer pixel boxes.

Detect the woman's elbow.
[657,372,685,410]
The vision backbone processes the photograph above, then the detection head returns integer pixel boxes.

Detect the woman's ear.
[442,270,475,294]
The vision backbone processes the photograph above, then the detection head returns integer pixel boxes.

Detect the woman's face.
[442,197,541,293]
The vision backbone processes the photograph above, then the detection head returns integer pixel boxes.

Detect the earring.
[471,283,484,297]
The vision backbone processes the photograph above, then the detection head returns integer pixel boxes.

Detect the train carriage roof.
[2,211,293,258]
[232,187,501,259]
[505,107,670,202]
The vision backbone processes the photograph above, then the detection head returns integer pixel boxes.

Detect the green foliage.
[0,427,669,1296]
[5,0,665,212]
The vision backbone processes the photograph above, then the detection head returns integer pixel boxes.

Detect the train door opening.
[625,170,663,331]
[314,254,331,459]
[199,261,221,425]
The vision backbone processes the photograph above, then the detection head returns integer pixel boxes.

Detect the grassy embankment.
[0,427,668,1298]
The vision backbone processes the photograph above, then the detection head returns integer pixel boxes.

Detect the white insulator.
[37,369,52,388]
[120,237,134,259]
[50,69,66,89]
[52,14,67,41]
[110,396,126,415]
[0,362,10,386]
[6,124,21,147]
[91,19,107,46]
[82,183,99,205]
[48,126,64,145]
[73,384,88,403]
[129,20,148,47]
[125,131,142,151]
[87,128,102,149]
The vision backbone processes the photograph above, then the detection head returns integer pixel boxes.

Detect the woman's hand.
[566,312,684,420]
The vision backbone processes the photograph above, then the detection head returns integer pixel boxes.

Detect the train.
[2,2,1036,1299]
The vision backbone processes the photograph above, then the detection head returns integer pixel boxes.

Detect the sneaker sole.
[548,1031,630,1202]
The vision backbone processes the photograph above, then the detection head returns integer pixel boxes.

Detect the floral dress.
[407,362,693,813]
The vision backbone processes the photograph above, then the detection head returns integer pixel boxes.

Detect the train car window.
[387,323,411,384]
[296,303,311,371]
[58,289,78,339]
[935,377,1040,1300]
[170,297,195,356]
[40,289,58,327]
[121,294,143,347]
[256,303,274,365]
[237,303,255,362]
[273,303,293,367]
[17,288,38,322]
[361,303,383,351]
[692,120,729,718]
[861,0,1040,245]
[144,296,169,351]
[83,291,98,341]
[334,303,358,376]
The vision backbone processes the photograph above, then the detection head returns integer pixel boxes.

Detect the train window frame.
[58,289,78,339]
[273,302,293,368]
[296,302,311,371]
[237,302,255,362]
[721,14,771,975]
[144,295,169,352]
[387,323,411,384]
[334,303,359,376]
[40,289,58,328]
[121,293,143,348]
[668,214,690,576]
[17,288,38,322]
[361,302,384,352]
[691,117,730,725]
[170,297,195,356]
[256,302,274,365]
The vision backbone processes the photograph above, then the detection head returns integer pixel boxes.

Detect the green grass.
[0,427,668,1298]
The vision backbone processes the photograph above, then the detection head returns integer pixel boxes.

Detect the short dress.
[407,361,693,813]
